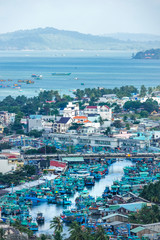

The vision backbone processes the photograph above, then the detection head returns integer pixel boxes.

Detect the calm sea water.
[30,160,133,235]
[0,50,160,99]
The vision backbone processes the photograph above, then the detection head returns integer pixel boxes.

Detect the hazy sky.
[0,0,160,35]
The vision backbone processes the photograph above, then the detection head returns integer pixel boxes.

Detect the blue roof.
[30,115,42,119]
[119,202,146,212]
[57,117,70,124]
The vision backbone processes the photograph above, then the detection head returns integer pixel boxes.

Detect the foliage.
[104,127,111,136]
[50,217,63,233]
[129,205,160,224]
[25,145,57,154]
[27,130,43,138]
[140,181,160,203]
[140,85,147,97]
[133,49,160,59]
[124,99,159,114]
[12,220,33,238]
[74,86,138,100]
[112,120,123,129]
[23,165,36,176]
[68,123,83,130]
[0,165,36,186]
[0,142,12,151]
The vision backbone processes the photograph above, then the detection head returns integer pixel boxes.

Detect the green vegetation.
[1,28,160,51]
[12,220,33,238]
[123,99,159,114]
[140,181,160,203]
[129,205,160,224]
[74,86,138,100]
[27,130,43,138]
[133,48,160,59]
[0,165,36,186]
[50,217,109,240]
[25,145,57,154]
[0,142,12,151]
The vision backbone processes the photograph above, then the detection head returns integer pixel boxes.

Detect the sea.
[0,50,160,100]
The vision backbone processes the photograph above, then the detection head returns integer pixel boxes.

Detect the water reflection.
[30,160,133,235]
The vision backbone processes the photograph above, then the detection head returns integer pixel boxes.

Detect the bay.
[0,50,160,99]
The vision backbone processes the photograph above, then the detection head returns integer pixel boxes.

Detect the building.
[27,118,43,132]
[63,102,79,118]
[44,133,118,149]
[53,117,72,133]
[0,111,15,126]
[84,105,112,120]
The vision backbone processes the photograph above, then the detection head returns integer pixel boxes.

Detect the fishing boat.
[36,212,45,224]
[31,74,42,79]
[52,73,71,76]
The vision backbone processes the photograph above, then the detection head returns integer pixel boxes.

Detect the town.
[1,85,160,240]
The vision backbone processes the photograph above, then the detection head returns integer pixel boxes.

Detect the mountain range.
[0,27,160,51]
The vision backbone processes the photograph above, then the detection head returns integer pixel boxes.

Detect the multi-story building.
[63,102,79,118]
[0,111,15,126]
[53,117,72,133]
[84,105,112,120]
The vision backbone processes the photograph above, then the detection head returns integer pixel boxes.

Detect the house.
[0,111,15,126]
[0,124,4,134]
[27,118,43,132]
[73,116,90,124]
[63,102,79,118]
[131,226,158,238]
[123,192,150,203]
[53,117,72,133]
[84,105,112,120]
[102,213,128,223]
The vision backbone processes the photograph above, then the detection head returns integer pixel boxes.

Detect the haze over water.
[0,50,160,99]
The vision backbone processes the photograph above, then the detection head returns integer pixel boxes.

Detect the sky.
[0,0,160,35]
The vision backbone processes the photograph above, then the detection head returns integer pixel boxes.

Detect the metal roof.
[131,226,145,233]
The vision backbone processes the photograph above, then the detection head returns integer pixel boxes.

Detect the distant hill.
[0,27,160,51]
[133,49,160,59]
[104,33,160,42]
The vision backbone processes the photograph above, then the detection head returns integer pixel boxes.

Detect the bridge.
[22,152,160,161]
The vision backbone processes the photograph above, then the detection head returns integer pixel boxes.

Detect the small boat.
[81,83,84,85]
[36,212,45,224]
[31,74,42,79]
[52,73,71,76]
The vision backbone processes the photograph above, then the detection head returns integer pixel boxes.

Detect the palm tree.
[68,222,85,240]
[94,226,109,240]
[0,228,4,240]
[50,217,63,233]
[53,231,63,240]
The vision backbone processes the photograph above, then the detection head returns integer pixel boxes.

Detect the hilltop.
[0,27,160,51]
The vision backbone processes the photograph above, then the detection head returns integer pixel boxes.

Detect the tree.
[68,222,85,240]
[140,85,147,97]
[112,120,122,129]
[126,123,130,130]
[94,226,109,240]
[104,127,111,136]
[148,87,153,95]
[123,115,128,122]
[23,165,36,176]
[50,217,63,233]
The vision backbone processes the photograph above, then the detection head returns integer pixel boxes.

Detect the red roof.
[101,105,110,109]
[50,160,66,168]
[86,106,97,109]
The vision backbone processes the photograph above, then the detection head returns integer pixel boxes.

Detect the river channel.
[29,159,133,235]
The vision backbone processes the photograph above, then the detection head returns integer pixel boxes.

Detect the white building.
[63,102,79,118]
[84,105,112,120]
[0,111,15,126]
[53,117,72,133]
